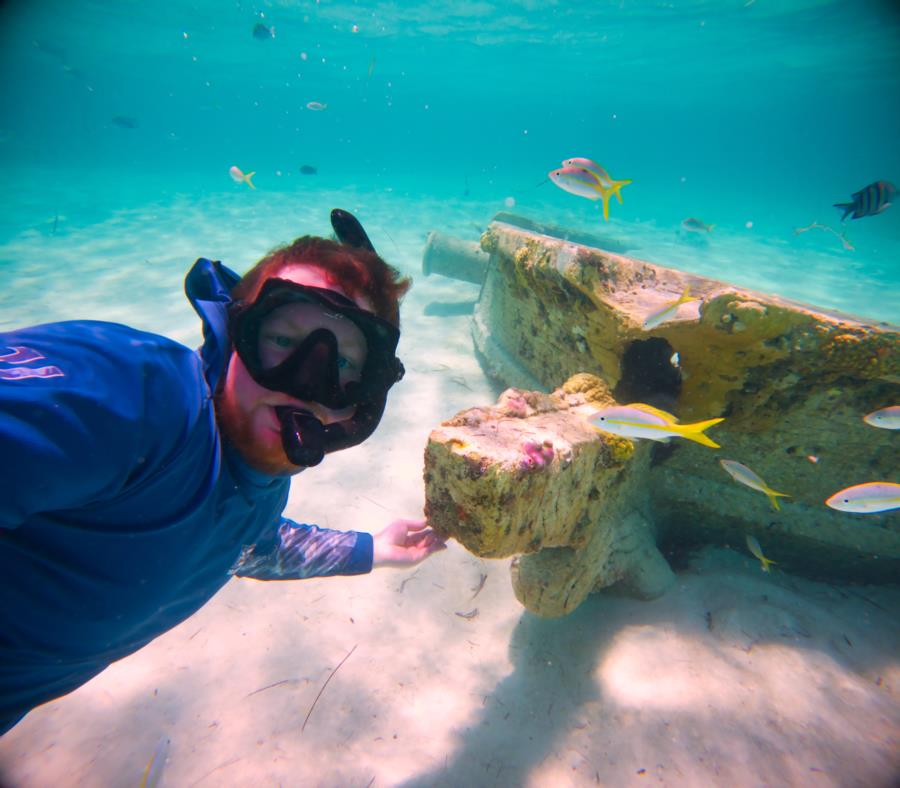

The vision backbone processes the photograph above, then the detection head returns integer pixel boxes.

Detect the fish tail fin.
[833,202,853,221]
[610,178,632,205]
[761,556,778,572]
[708,224,715,232]
[764,489,791,511]
[245,171,256,189]
[600,189,610,221]
[677,284,699,306]
[676,417,725,448]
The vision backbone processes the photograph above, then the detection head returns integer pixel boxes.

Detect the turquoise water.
[2,0,900,326]
[2,3,900,786]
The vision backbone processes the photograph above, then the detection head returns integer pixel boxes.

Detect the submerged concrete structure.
[423,215,900,616]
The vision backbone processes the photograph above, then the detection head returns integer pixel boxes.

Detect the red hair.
[232,236,411,326]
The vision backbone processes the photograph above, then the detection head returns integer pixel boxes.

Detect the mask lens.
[231,278,401,418]
[256,300,367,407]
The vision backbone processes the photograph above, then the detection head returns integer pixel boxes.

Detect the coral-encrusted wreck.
[422,216,900,617]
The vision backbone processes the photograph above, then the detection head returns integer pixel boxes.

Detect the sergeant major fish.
[834,180,896,220]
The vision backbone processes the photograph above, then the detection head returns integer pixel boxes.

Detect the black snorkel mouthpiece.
[276,407,326,467]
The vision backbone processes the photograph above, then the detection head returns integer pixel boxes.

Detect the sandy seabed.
[0,185,898,787]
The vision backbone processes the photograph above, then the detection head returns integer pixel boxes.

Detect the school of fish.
[548,155,893,241]
[586,370,899,570]
[224,144,897,569]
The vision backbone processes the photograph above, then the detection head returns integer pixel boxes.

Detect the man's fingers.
[407,529,445,548]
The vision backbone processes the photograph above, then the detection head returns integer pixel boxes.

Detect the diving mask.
[228,278,404,467]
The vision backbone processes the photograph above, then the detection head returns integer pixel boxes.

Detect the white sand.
[0,186,898,787]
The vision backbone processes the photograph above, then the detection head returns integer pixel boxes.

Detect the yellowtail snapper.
[549,158,632,221]
[745,534,777,573]
[825,482,900,514]
[587,403,724,448]
[229,165,256,189]
[863,405,900,430]
[720,459,790,511]
[139,735,170,788]
[642,285,699,330]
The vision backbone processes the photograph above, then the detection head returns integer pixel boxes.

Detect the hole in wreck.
[613,337,682,412]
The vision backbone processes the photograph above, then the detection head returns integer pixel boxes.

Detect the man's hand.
[372,518,447,569]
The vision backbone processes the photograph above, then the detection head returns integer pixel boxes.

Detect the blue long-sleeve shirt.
[0,259,372,730]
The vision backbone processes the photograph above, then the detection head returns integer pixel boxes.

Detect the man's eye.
[269,335,294,349]
[337,356,353,370]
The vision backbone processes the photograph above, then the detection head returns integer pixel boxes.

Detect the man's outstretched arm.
[231,517,446,580]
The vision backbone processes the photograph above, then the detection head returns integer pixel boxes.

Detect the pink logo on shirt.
[0,345,65,380]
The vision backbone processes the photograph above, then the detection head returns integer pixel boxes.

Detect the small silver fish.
[681,217,714,233]
[253,22,275,40]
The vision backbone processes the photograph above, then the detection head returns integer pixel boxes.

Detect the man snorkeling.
[0,209,446,734]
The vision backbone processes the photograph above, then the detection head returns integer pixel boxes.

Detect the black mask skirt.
[228,278,404,467]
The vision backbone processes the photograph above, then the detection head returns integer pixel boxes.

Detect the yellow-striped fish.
[863,405,900,430]
[720,459,790,511]
[228,165,256,189]
[139,736,170,788]
[746,534,777,573]
[825,482,900,514]
[561,157,631,206]
[642,285,699,330]
[550,158,632,221]
[587,403,724,448]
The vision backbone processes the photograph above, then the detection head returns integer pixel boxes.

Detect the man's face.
[216,264,373,476]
